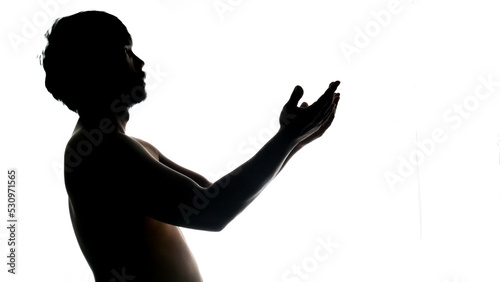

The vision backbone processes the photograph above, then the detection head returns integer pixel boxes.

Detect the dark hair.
[42,11,132,114]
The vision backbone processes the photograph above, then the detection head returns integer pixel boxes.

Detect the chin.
[133,85,147,103]
[122,84,147,107]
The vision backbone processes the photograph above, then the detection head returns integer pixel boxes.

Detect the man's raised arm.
[129,82,340,231]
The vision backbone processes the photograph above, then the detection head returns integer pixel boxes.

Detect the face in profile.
[124,43,146,88]
[117,41,147,109]
[43,11,148,115]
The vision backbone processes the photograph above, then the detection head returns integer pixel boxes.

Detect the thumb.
[287,85,303,106]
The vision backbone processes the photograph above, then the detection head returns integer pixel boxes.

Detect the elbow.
[205,219,230,232]
[216,220,230,232]
[206,226,224,232]
[192,197,240,231]
[207,215,233,232]
[187,214,230,232]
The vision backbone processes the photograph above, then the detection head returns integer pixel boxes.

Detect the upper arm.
[132,137,212,188]
[157,153,212,188]
[110,135,223,230]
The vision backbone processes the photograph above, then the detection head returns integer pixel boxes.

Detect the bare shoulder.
[64,129,155,177]
[130,137,160,160]
[130,136,155,148]
[64,130,163,205]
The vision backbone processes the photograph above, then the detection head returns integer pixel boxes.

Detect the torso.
[65,125,203,282]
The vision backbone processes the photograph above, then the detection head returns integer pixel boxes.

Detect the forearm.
[195,129,298,229]
[278,143,303,174]
[182,82,339,230]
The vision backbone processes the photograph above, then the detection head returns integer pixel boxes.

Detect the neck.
[76,110,130,135]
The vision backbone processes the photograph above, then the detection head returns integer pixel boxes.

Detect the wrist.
[276,127,302,150]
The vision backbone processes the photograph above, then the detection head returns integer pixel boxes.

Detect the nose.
[134,55,144,70]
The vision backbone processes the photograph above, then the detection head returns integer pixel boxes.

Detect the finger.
[309,87,340,129]
[317,81,339,104]
[300,102,308,108]
[318,92,340,123]
[325,81,341,96]
[329,80,340,89]
[319,103,337,130]
[307,81,338,110]
[328,95,340,121]
[287,85,304,106]
[329,94,340,118]
[313,91,334,113]
[318,94,340,127]
[319,104,334,125]
[320,102,334,123]
[306,101,332,132]
[333,93,340,110]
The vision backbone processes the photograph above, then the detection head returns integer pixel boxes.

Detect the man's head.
[42,11,146,116]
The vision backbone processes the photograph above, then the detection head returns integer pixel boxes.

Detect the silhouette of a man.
[42,10,340,282]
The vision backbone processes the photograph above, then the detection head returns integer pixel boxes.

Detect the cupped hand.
[279,81,340,145]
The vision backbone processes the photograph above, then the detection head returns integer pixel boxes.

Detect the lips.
[139,71,146,85]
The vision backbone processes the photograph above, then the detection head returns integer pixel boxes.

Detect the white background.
[1,0,500,281]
